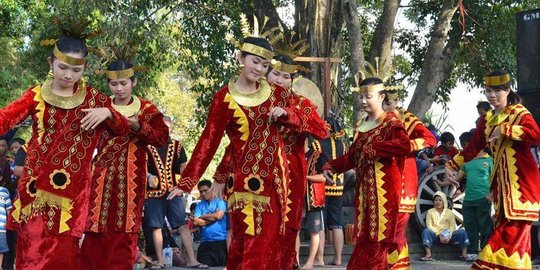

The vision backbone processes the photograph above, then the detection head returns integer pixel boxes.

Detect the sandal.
[148,264,165,269]
[420,256,433,261]
[186,263,210,269]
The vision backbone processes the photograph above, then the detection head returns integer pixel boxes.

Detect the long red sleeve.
[0,88,36,135]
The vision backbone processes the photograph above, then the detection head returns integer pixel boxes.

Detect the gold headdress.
[226,14,281,60]
[484,73,510,87]
[40,14,102,66]
[271,32,310,74]
[350,57,395,94]
[92,37,147,80]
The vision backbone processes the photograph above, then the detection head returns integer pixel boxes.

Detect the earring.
[47,69,54,79]
[238,64,245,69]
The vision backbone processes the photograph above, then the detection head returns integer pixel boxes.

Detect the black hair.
[359,77,383,87]
[51,36,88,60]
[241,37,273,59]
[485,70,521,105]
[476,101,491,112]
[8,138,25,147]
[383,89,398,103]
[440,131,455,144]
[197,179,212,189]
[107,60,136,82]
[483,147,492,156]
[189,202,197,212]
[459,131,472,147]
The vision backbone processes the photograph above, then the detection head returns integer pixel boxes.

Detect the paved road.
[166,260,540,269]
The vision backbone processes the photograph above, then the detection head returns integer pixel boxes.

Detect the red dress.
[389,109,437,269]
[178,79,304,269]
[80,97,169,270]
[447,104,540,270]
[0,79,130,270]
[278,93,328,269]
[324,112,410,270]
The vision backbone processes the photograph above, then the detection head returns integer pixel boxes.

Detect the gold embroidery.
[111,95,141,117]
[228,76,272,107]
[40,78,87,109]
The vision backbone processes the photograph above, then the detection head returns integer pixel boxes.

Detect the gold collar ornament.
[111,95,141,117]
[228,76,272,107]
[484,74,510,87]
[40,77,87,109]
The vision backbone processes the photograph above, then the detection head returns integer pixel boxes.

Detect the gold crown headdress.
[226,14,281,60]
[40,14,102,66]
[91,37,147,80]
[351,57,395,94]
[271,32,310,74]
[484,73,510,87]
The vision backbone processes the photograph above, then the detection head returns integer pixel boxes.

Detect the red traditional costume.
[0,78,130,269]
[324,112,410,270]
[388,108,437,270]
[80,96,169,270]
[278,93,328,269]
[446,103,540,270]
[178,78,306,269]
[306,140,327,211]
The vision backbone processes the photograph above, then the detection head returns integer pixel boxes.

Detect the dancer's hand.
[167,186,184,200]
[487,126,501,144]
[323,170,335,185]
[127,113,140,131]
[268,107,288,123]
[81,108,112,130]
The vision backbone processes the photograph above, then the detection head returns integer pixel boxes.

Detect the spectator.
[454,148,493,254]
[144,116,207,269]
[476,101,491,117]
[192,180,227,267]
[0,186,12,266]
[421,191,473,261]
[432,132,459,165]
[7,138,24,158]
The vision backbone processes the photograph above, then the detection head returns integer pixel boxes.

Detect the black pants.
[2,230,16,270]
[197,240,227,267]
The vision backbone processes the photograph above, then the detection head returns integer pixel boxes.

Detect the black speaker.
[516,9,540,123]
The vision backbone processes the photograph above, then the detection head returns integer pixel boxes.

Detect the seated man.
[421,191,474,261]
[193,180,227,267]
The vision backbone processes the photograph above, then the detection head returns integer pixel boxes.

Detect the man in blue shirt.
[193,180,227,267]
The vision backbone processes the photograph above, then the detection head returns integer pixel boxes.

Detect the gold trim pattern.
[241,43,274,60]
[228,76,272,107]
[41,78,87,109]
[49,169,71,190]
[106,68,134,80]
[53,44,86,66]
[351,83,385,94]
[111,95,141,117]
[270,59,298,73]
[484,74,510,87]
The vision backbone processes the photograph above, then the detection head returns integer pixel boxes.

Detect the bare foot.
[302,263,314,270]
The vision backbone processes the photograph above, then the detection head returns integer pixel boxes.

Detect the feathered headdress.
[91,37,147,80]
[226,14,281,60]
[40,14,101,66]
[271,31,310,74]
[351,57,396,94]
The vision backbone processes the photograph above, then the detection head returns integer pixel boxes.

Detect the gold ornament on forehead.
[40,14,102,66]
[271,31,310,74]
[484,73,511,87]
[226,14,281,60]
[351,57,395,93]
[91,37,148,80]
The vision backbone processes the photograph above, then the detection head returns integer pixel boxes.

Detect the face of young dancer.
[48,53,85,90]
[267,69,292,89]
[239,54,270,83]
[109,78,136,104]
[382,98,398,112]
[485,87,509,110]
[359,92,385,114]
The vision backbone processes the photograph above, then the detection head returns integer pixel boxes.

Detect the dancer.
[446,70,540,269]
[266,52,328,269]
[0,18,130,269]
[323,77,410,270]
[81,53,169,269]
[169,17,308,268]
[383,86,436,269]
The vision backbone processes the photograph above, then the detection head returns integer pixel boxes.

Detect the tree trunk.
[407,0,460,118]
[368,0,400,67]
[342,0,364,123]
